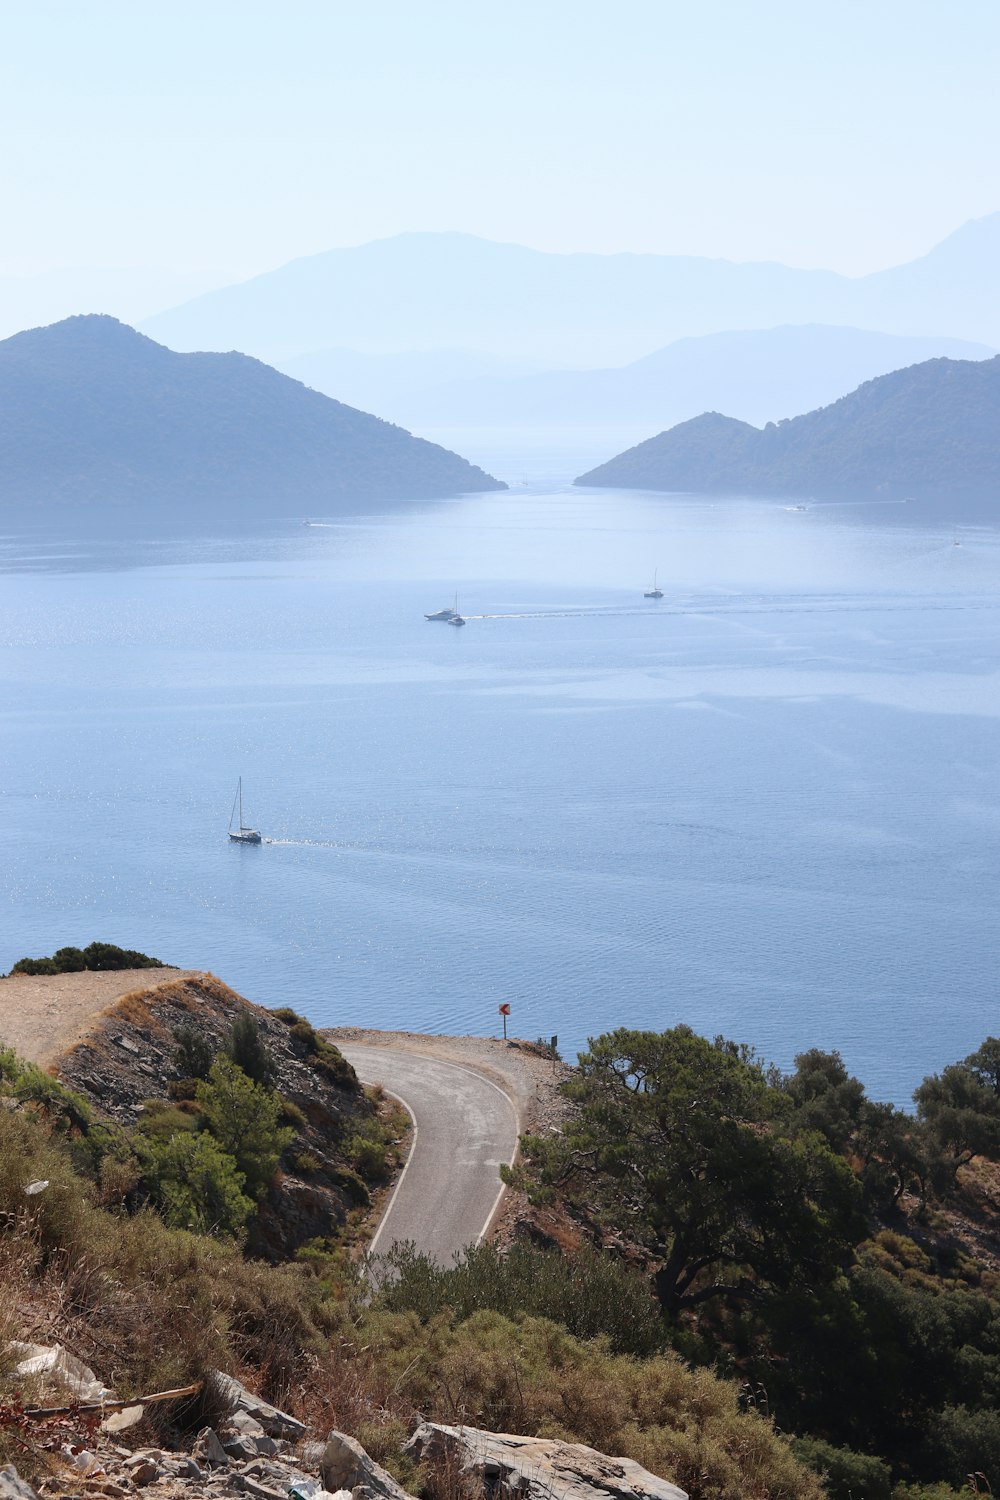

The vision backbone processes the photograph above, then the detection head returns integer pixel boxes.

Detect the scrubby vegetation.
[8,941,164,975]
[0,1035,827,1500]
[10,1007,1000,1500]
[509,1026,1000,1497]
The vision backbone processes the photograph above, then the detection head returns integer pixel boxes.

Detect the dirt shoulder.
[0,968,198,1070]
[324,1026,572,1137]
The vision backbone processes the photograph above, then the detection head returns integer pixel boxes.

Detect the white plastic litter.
[10,1343,115,1402]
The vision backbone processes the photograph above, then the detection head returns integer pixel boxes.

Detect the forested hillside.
[576,355,1000,511]
[0,315,504,519]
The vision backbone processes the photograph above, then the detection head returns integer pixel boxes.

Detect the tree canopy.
[510,1026,865,1315]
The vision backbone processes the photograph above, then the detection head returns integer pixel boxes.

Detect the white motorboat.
[425,592,458,621]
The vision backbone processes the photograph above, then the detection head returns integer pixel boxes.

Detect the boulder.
[404,1423,687,1500]
[0,1468,40,1500]
[212,1372,307,1439]
[320,1432,412,1500]
[193,1427,230,1468]
[123,1457,160,1487]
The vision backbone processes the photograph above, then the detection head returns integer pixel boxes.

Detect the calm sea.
[2,441,998,1108]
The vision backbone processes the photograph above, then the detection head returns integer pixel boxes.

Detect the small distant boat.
[425,593,458,621]
[791,504,808,512]
[228,778,262,844]
[448,600,467,627]
[644,570,664,600]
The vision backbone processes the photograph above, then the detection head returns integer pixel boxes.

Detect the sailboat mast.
[239,777,244,831]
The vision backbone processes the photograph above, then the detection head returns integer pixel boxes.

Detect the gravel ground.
[0,968,198,1068]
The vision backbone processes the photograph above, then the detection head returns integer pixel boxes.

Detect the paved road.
[340,1044,520,1266]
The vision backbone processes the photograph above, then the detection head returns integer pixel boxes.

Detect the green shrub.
[278,1095,308,1129]
[290,1151,323,1176]
[286,1018,356,1088]
[141,1130,254,1237]
[225,1013,276,1086]
[790,1436,892,1500]
[9,941,163,975]
[136,1098,199,1140]
[345,1111,400,1182]
[196,1057,293,1199]
[333,1167,370,1207]
[290,1019,320,1053]
[173,1024,215,1080]
[373,1241,665,1357]
[272,1007,306,1026]
[353,1307,824,1500]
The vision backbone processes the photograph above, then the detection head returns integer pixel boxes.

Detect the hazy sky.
[1,0,997,279]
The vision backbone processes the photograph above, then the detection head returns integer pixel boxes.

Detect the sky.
[0,0,997,281]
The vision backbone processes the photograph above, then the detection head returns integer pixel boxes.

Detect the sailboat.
[448,596,467,627]
[644,571,664,599]
[228,778,262,844]
[425,592,458,621]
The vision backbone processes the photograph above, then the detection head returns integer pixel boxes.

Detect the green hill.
[0,314,505,518]
[575,354,1000,510]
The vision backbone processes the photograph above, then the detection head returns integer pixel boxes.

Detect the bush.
[225,1013,276,1086]
[345,1109,405,1183]
[790,1436,892,1500]
[141,1131,254,1237]
[173,1024,215,1080]
[9,942,163,975]
[196,1057,293,1199]
[373,1241,665,1357]
[287,1018,356,1088]
[353,1307,824,1500]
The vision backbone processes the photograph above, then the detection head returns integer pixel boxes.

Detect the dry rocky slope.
[0,968,196,1071]
[0,969,381,1261]
[0,984,689,1500]
[0,1372,688,1500]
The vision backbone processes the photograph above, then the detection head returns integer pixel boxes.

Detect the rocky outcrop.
[405,1422,687,1500]
[213,1373,307,1441]
[321,1431,412,1500]
[53,973,375,1260]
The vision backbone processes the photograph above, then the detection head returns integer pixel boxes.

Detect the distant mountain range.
[276,346,550,426]
[0,316,504,517]
[276,327,995,433]
[142,215,1000,366]
[575,355,1000,511]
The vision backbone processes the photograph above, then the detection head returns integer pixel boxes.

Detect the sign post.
[498,1002,511,1040]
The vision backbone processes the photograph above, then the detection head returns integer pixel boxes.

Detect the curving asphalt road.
[339,1044,520,1266]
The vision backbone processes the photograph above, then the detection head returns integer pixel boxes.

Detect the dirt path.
[0,969,199,1068]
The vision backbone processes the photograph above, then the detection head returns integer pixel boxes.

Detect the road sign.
[499,1004,511,1016]
[498,1002,511,1039]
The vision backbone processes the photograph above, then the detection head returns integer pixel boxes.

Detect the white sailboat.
[644,570,664,600]
[228,778,262,844]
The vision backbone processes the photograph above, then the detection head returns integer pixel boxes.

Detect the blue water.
[2,474,998,1107]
